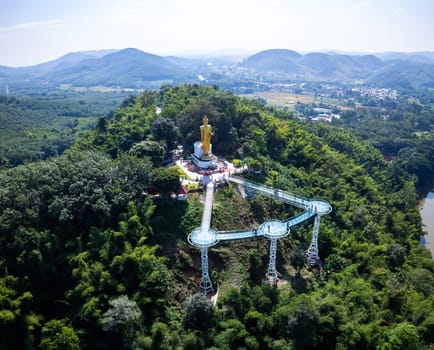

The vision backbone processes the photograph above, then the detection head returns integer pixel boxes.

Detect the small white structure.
[176,185,189,201]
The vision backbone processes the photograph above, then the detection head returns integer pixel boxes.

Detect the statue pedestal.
[194,141,213,158]
[192,141,216,169]
[192,155,213,169]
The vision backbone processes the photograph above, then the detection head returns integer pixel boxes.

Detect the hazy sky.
[1,0,433,67]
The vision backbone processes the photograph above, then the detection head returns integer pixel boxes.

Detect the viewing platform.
[188,227,218,247]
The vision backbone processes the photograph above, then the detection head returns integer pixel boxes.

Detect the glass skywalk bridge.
[188,176,332,294]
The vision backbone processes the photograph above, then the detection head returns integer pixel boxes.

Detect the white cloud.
[0,20,66,33]
[394,7,403,14]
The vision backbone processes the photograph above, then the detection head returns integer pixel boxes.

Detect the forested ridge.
[1,85,433,349]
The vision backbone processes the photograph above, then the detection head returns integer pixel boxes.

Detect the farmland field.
[240,91,353,110]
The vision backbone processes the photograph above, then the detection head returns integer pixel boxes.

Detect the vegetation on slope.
[0,92,126,166]
[0,85,433,349]
[327,101,434,193]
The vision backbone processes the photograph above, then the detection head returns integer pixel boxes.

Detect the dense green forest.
[0,91,127,166]
[297,94,434,194]
[330,100,434,194]
[1,85,433,349]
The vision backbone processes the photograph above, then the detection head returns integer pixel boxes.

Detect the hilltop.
[1,84,433,349]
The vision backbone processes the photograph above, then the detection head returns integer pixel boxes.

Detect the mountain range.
[1,47,434,90]
[240,49,385,78]
[239,49,434,88]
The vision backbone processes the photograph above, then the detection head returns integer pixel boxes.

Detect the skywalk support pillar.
[196,182,216,295]
[200,247,214,295]
[266,238,278,287]
[306,214,321,265]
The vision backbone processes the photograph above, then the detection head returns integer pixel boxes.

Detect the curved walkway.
[188,176,332,247]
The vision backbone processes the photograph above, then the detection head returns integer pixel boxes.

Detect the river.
[420,191,434,258]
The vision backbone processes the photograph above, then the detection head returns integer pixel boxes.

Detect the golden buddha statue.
[200,116,213,156]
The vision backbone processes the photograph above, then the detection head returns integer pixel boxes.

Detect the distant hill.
[369,60,434,89]
[240,50,385,80]
[374,51,434,64]
[44,48,192,87]
[241,49,303,72]
[239,49,434,88]
[0,49,118,80]
[0,48,195,88]
[29,49,119,74]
